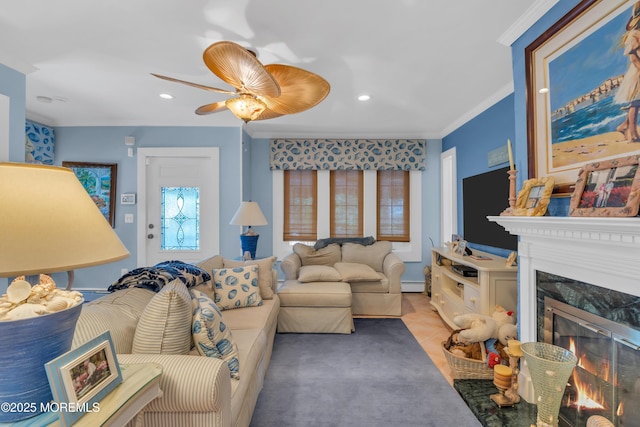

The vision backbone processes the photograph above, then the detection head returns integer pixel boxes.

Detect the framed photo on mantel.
[513,176,555,216]
[569,154,640,217]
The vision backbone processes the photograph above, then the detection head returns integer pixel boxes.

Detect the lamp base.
[240,234,259,260]
[0,303,83,422]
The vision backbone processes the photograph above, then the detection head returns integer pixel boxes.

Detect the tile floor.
[356,292,455,385]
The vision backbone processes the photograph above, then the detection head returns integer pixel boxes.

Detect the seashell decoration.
[6,280,31,303]
[0,275,83,321]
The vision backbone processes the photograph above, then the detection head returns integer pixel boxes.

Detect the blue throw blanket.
[313,236,375,249]
[108,260,211,293]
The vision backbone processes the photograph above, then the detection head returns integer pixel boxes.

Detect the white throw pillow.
[190,289,240,379]
[213,265,263,310]
[333,262,381,282]
[298,265,343,282]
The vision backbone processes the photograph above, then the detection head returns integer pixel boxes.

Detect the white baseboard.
[401,282,425,293]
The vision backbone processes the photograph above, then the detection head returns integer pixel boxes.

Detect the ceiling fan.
[152,41,330,123]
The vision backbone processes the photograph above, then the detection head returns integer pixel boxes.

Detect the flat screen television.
[462,166,517,251]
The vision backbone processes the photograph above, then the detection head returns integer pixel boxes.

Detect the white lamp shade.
[0,163,130,277]
[229,201,268,227]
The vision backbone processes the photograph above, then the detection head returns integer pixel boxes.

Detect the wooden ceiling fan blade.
[203,41,280,98]
[195,101,228,115]
[252,107,284,121]
[151,73,235,95]
[262,64,330,115]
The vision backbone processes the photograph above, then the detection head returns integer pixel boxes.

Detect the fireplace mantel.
[488,215,640,403]
[488,216,640,246]
[488,216,640,300]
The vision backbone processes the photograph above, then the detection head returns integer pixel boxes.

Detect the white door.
[441,147,457,245]
[137,147,219,266]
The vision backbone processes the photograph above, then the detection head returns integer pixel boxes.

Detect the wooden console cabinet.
[430,247,517,330]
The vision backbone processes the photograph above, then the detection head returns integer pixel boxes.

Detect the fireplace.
[541,274,640,427]
[489,216,640,427]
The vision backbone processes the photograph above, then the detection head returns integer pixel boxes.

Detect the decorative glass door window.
[161,187,200,251]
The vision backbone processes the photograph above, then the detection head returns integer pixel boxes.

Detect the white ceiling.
[0,0,554,139]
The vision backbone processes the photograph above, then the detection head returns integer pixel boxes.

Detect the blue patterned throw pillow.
[189,289,240,379]
[212,265,263,310]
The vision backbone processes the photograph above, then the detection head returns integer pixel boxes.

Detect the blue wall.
[48,126,242,288]
[0,64,26,162]
[247,137,274,260]
[442,94,516,257]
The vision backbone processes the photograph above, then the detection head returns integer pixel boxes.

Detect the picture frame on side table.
[569,154,640,217]
[525,0,640,195]
[513,176,555,216]
[454,239,467,256]
[62,162,117,227]
[45,331,122,427]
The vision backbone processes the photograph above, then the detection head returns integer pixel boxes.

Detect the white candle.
[507,139,514,171]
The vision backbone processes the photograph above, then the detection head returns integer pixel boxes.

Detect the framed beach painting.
[526,0,640,194]
[62,162,117,227]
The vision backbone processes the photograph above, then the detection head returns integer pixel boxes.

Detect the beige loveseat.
[279,240,405,331]
[71,255,279,427]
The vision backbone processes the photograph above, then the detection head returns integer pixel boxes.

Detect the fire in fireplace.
[544,296,640,427]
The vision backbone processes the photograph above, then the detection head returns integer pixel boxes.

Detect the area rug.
[250,318,481,427]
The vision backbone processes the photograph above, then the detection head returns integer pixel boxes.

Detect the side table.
[2,363,162,427]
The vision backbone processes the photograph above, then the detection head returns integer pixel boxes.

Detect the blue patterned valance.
[25,121,54,164]
[270,139,427,171]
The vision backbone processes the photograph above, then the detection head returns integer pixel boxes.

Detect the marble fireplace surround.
[488,216,640,403]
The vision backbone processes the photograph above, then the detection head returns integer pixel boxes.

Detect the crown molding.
[246,126,439,140]
[497,0,559,46]
[440,82,514,138]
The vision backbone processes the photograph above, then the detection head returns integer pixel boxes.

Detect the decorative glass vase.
[522,342,577,427]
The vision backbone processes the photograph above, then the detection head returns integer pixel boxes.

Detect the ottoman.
[277,280,354,334]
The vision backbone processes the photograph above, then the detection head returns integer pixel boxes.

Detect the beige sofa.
[71,255,279,427]
[279,241,405,331]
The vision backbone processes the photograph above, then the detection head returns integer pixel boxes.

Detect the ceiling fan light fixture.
[225,94,267,123]
[153,41,329,122]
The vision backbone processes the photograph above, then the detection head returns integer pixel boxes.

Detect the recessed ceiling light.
[36,96,53,103]
[538,88,549,94]
[358,95,370,101]
[159,93,174,99]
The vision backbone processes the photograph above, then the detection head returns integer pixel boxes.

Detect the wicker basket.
[441,341,493,380]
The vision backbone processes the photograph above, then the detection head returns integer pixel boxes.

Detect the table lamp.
[229,201,268,260]
[0,162,130,421]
